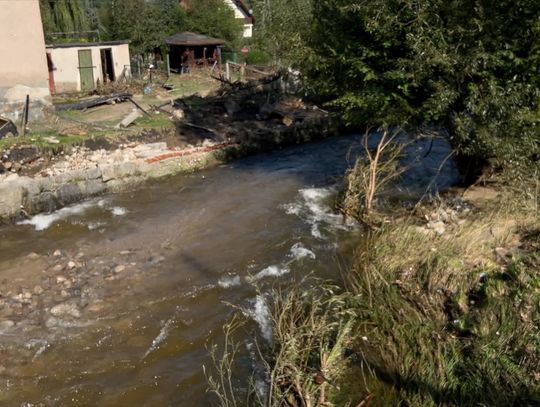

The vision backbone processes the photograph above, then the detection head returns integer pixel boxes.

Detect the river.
[0,133,459,406]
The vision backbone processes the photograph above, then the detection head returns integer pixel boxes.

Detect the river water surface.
[0,136,370,406]
[0,133,459,406]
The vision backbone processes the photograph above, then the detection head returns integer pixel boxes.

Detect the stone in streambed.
[50,302,81,318]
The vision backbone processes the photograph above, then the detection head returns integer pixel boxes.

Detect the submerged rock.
[50,302,81,318]
[0,320,15,331]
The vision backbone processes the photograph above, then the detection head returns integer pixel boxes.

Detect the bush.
[304,0,540,170]
[245,49,272,65]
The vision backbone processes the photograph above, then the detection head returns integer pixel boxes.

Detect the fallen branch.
[128,97,151,116]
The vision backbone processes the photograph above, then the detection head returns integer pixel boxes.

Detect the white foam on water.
[87,221,106,230]
[144,317,175,358]
[18,202,96,231]
[26,339,49,360]
[247,265,290,283]
[311,224,323,239]
[284,187,354,239]
[289,243,316,260]
[246,295,272,343]
[97,198,109,208]
[218,275,241,288]
[111,207,127,216]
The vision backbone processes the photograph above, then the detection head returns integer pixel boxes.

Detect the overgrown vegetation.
[340,128,406,220]
[209,184,540,406]
[303,0,540,170]
[248,0,540,171]
[346,197,540,405]
[207,285,358,407]
[185,0,244,47]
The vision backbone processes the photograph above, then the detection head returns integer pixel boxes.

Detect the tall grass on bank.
[206,285,359,407]
[347,200,540,406]
[341,128,405,220]
[208,184,539,406]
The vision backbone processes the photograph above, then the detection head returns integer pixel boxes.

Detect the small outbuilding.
[46,40,131,94]
[165,32,226,72]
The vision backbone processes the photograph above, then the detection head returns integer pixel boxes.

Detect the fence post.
[166,54,171,78]
[240,62,246,81]
[226,61,230,81]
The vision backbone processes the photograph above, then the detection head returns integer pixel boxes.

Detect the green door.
[78,50,94,91]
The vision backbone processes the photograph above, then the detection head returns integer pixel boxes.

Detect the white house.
[180,0,254,38]
[223,0,254,38]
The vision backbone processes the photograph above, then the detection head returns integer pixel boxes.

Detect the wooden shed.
[165,32,226,72]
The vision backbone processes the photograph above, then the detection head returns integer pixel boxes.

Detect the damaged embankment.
[0,83,337,223]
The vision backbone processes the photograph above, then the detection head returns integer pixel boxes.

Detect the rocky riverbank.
[0,85,337,223]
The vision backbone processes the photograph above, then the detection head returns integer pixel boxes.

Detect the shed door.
[78,50,94,91]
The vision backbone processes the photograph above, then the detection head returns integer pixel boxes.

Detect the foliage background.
[39,0,243,55]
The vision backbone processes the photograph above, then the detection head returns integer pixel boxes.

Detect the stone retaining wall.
[0,116,337,223]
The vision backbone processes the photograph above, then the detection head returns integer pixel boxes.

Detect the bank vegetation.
[207,0,540,406]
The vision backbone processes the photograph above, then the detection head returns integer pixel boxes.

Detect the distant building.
[46,41,131,93]
[179,0,254,38]
[165,32,225,72]
[224,0,254,38]
[0,0,51,121]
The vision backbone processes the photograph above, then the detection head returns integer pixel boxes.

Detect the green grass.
[133,112,175,129]
[0,131,86,154]
[0,112,174,156]
[342,192,540,406]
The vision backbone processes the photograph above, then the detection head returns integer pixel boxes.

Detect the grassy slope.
[344,187,540,406]
[221,182,540,407]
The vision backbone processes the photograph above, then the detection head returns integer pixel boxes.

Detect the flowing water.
[0,134,459,406]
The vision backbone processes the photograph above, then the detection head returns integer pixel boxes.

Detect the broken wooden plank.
[55,92,133,111]
[116,109,143,128]
[0,117,18,139]
[182,122,218,135]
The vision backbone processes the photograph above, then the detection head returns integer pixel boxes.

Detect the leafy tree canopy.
[39,0,243,53]
[185,0,244,47]
[304,0,540,168]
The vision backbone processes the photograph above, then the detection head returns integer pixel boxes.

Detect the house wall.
[243,24,253,38]
[224,0,246,19]
[48,44,131,93]
[0,0,51,121]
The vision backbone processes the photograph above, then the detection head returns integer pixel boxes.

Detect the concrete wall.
[48,43,131,93]
[0,0,51,121]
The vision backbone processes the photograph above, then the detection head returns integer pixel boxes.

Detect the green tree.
[305,0,540,168]
[186,0,244,47]
[108,0,186,55]
[251,0,313,65]
[39,0,92,40]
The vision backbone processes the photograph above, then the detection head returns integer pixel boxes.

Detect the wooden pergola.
[165,32,226,72]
